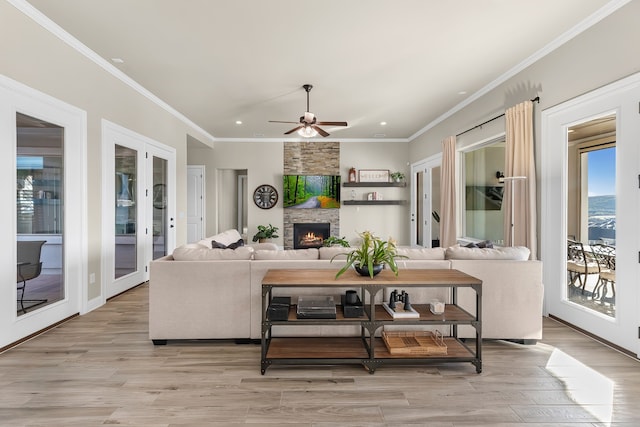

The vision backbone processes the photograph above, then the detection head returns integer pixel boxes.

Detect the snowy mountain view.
[588,195,615,244]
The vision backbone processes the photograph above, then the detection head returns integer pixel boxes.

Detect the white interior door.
[102,120,175,299]
[542,73,640,355]
[187,165,204,243]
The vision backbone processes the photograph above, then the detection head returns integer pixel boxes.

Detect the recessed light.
[235,120,242,125]
[374,133,386,138]
[253,133,264,137]
[111,58,124,64]
[458,91,467,95]
[380,121,387,126]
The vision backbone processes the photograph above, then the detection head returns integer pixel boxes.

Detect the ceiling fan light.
[298,126,318,138]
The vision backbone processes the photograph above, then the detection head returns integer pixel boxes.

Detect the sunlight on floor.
[546,348,614,424]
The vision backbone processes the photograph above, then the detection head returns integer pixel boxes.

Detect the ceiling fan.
[269,84,347,137]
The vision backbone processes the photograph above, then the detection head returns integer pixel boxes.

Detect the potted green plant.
[390,171,405,182]
[252,224,279,242]
[331,230,407,278]
[323,236,350,247]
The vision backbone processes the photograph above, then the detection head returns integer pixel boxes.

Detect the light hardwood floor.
[1,283,639,426]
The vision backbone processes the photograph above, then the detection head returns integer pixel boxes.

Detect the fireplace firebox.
[293,223,330,249]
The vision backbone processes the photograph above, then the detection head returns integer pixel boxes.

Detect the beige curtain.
[504,100,537,259]
[440,136,457,247]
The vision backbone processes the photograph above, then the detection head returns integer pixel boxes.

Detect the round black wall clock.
[253,184,278,209]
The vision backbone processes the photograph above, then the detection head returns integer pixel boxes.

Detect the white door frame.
[541,72,640,355]
[187,165,205,243]
[410,153,441,247]
[101,120,176,300]
[0,75,87,349]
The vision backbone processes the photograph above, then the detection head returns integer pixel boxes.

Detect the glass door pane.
[566,115,616,317]
[463,141,505,243]
[16,113,64,316]
[115,144,137,279]
[152,156,167,259]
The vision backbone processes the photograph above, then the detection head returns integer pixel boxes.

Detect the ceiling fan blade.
[269,120,299,124]
[284,125,304,135]
[312,125,329,137]
[316,121,348,127]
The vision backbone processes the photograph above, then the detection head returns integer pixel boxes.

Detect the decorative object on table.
[296,296,336,319]
[348,167,357,182]
[390,171,405,183]
[323,236,350,247]
[253,184,278,209]
[331,230,407,278]
[358,169,390,183]
[252,224,279,242]
[267,296,291,321]
[429,299,445,315]
[341,290,364,318]
[382,289,419,318]
[382,330,447,355]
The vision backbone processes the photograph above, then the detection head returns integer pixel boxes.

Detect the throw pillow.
[211,238,244,249]
[198,229,243,248]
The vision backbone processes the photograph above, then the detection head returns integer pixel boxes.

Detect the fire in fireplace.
[293,223,330,249]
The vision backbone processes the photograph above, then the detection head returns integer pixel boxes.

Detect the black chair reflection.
[16,240,47,314]
[567,239,600,295]
[589,243,616,302]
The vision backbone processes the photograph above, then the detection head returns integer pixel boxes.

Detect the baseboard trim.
[548,314,638,359]
[0,313,79,354]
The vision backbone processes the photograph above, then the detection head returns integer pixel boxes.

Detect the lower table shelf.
[262,336,479,374]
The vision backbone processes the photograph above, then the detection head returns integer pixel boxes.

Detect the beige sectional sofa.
[149,235,543,345]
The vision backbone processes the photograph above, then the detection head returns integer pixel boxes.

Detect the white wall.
[188,140,411,246]
[0,1,211,305]
[409,0,640,257]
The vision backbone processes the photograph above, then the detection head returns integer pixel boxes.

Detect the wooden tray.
[382,330,447,355]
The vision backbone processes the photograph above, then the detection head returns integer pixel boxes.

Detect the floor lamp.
[502,176,527,247]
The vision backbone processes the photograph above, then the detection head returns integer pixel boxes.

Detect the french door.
[0,75,86,349]
[102,120,175,299]
[542,73,640,355]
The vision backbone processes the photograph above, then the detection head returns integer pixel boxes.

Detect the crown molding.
[7,0,216,144]
[409,0,632,142]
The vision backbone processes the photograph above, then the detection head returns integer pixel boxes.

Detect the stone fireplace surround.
[283,141,340,250]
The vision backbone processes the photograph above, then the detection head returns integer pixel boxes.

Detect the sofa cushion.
[253,248,319,260]
[249,242,279,251]
[445,245,530,260]
[318,246,351,260]
[395,247,446,260]
[198,229,243,248]
[173,244,254,260]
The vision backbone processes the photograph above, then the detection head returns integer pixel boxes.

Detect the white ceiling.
[24,0,618,142]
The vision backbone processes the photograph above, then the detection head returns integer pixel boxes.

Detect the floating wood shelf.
[343,182,406,187]
[342,200,406,206]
